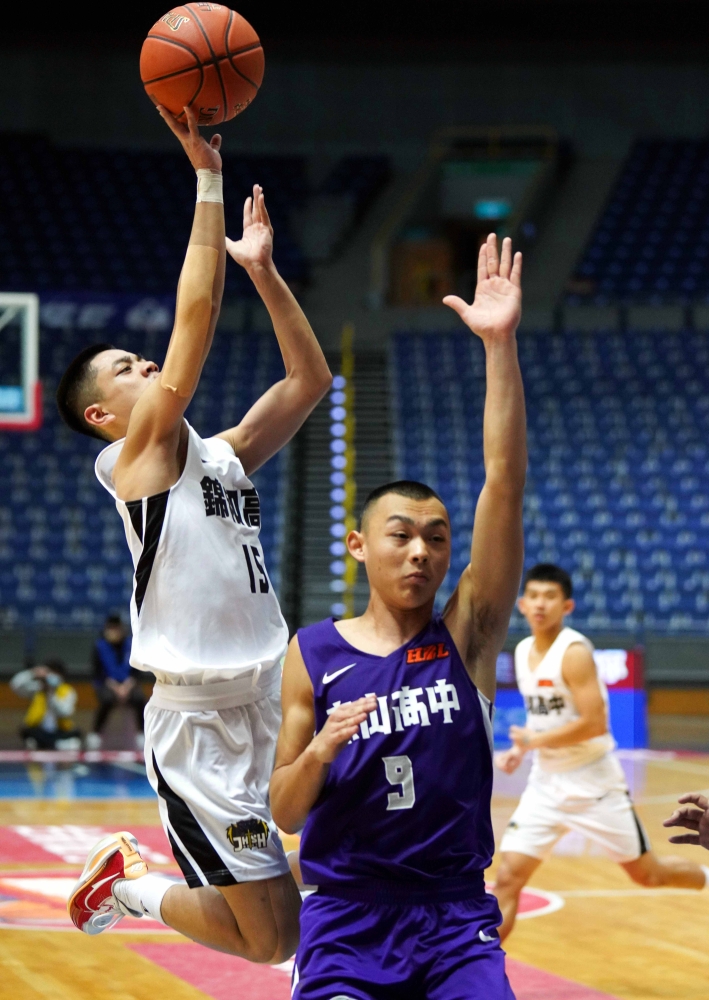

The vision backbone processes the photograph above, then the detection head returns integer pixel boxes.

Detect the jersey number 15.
[242,545,269,594]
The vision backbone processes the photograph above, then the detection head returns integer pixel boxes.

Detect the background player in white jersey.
[493,563,709,941]
[55,106,331,962]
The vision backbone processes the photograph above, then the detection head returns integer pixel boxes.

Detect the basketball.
[140,4,264,126]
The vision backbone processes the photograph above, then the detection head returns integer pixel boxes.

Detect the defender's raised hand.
[157,105,222,173]
[226,185,274,272]
[663,792,709,849]
[444,234,522,341]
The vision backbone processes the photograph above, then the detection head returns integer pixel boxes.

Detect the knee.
[216,931,277,964]
[242,941,280,964]
[268,940,297,966]
[266,912,300,966]
[237,925,290,965]
[494,862,527,895]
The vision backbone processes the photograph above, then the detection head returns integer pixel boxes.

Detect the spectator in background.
[10,660,81,750]
[85,615,146,751]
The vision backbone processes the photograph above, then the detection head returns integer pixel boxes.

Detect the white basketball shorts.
[143,665,290,888]
[499,752,650,864]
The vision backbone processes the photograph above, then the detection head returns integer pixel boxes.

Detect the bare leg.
[621,851,706,890]
[160,871,301,963]
[286,849,303,888]
[492,851,543,942]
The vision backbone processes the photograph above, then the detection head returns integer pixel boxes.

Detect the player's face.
[84,349,160,438]
[348,494,451,610]
[518,581,574,632]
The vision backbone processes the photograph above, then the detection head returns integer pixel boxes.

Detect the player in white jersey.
[55,106,331,962]
[493,563,709,941]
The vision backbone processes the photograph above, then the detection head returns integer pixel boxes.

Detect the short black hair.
[56,343,115,440]
[104,614,123,627]
[43,658,67,679]
[523,563,573,599]
[360,480,444,528]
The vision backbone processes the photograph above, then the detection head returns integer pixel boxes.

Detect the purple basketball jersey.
[297,616,495,889]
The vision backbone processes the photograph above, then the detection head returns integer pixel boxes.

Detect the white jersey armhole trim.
[202,434,247,479]
[95,420,197,503]
[204,434,236,457]
[94,436,125,498]
[478,689,494,759]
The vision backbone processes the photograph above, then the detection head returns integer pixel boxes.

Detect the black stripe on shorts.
[152,752,238,888]
[630,798,651,855]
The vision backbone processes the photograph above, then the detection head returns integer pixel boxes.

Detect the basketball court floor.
[0,750,706,1000]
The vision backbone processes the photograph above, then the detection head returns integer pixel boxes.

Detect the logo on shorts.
[161,11,190,30]
[226,819,269,852]
[506,820,518,830]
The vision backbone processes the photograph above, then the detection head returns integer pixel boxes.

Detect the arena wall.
[2,48,709,157]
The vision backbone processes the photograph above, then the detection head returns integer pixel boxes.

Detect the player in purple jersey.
[271,234,526,1000]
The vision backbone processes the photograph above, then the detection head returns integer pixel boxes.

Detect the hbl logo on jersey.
[226,819,269,852]
[406,643,449,664]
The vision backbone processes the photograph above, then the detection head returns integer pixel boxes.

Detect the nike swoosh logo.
[322,663,356,685]
[479,930,497,943]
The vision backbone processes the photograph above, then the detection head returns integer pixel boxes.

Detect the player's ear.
[517,595,526,614]
[84,403,115,434]
[564,598,575,616]
[346,529,366,563]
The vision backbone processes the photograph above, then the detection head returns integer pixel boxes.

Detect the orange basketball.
[140,4,264,126]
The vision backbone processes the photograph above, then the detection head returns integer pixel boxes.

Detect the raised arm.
[114,106,225,497]
[216,191,331,475]
[443,235,526,702]
[270,638,375,834]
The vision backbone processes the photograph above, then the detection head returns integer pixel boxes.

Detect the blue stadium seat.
[570,139,709,304]
[0,134,309,296]
[391,330,709,632]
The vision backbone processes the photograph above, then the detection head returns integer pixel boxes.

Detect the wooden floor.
[0,753,708,1000]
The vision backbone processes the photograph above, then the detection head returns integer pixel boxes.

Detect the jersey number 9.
[383,755,415,811]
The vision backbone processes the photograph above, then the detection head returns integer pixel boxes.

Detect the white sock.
[113,873,178,923]
[701,865,709,889]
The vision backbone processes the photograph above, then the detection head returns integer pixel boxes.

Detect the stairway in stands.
[298,351,393,626]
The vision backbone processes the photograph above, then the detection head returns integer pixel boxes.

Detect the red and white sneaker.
[68,831,148,935]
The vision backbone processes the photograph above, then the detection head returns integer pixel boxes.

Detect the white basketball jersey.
[95,421,288,683]
[515,627,615,773]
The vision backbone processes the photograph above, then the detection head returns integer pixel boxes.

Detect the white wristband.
[196,169,223,204]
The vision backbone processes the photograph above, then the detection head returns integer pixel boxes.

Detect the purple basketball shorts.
[292,888,515,1000]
